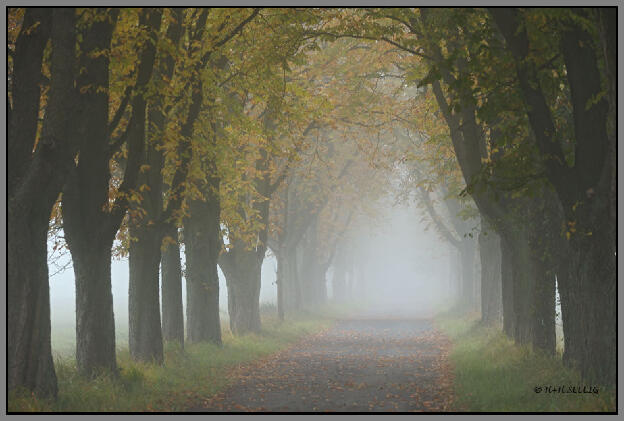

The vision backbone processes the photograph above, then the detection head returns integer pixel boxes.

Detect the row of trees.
[7,7,616,400]
[300,6,615,388]
[326,7,615,387]
[7,7,402,399]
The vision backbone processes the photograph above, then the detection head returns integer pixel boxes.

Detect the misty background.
[48,199,452,354]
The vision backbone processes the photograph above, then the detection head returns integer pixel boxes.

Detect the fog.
[48,236,278,352]
[328,201,452,319]
[49,198,450,354]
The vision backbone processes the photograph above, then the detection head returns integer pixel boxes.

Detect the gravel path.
[194,318,455,412]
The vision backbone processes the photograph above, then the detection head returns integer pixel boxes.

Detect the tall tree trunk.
[499,234,516,337]
[492,8,616,386]
[128,7,183,358]
[221,248,262,335]
[562,200,615,385]
[479,228,502,325]
[276,256,285,321]
[458,239,476,312]
[128,225,164,363]
[530,251,555,355]
[184,196,222,344]
[332,257,347,303]
[161,227,184,346]
[508,227,533,345]
[71,243,117,374]
[8,8,75,398]
[8,8,51,196]
[8,212,57,398]
[293,247,303,310]
[275,249,286,320]
[61,8,122,377]
[275,247,299,320]
[502,220,555,353]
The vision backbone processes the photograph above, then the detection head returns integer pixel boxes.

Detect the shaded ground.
[193,318,455,412]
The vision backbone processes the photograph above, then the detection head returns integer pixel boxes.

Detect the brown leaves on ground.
[192,319,455,412]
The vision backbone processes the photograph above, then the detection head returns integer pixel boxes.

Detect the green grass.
[434,313,616,412]
[9,313,333,412]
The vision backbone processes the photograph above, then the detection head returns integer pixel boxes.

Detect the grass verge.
[9,313,333,412]
[434,313,616,412]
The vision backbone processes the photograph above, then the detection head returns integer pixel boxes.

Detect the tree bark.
[220,245,262,335]
[161,227,184,346]
[72,243,117,374]
[499,235,516,337]
[500,219,555,354]
[62,8,122,377]
[128,225,164,363]
[8,8,51,197]
[8,214,57,398]
[479,227,502,325]
[458,239,477,312]
[184,196,222,344]
[275,247,300,320]
[126,7,187,362]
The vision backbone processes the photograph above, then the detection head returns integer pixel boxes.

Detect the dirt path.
[194,319,455,412]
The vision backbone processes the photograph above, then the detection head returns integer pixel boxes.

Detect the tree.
[8,7,76,398]
[61,8,160,376]
[490,8,616,386]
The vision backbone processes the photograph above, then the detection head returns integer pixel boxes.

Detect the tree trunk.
[332,259,347,302]
[530,250,555,355]
[458,239,476,312]
[8,7,76,398]
[128,225,164,363]
[127,7,183,356]
[491,8,616,386]
[61,8,121,377]
[8,8,51,196]
[562,203,615,386]
[508,227,533,345]
[275,247,300,320]
[501,220,555,354]
[8,209,57,398]
[499,234,516,338]
[479,229,502,325]
[72,243,117,375]
[184,195,222,344]
[161,227,184,346]
[276,256,285,321]
[291,247,302,311]
[221,248,262,335]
